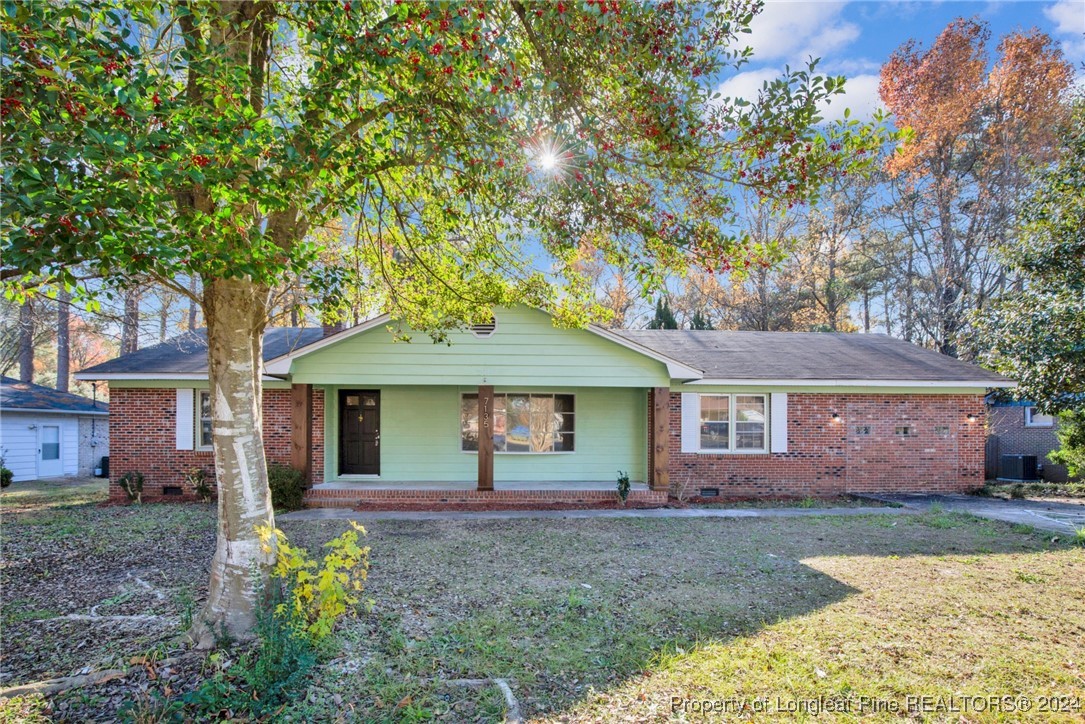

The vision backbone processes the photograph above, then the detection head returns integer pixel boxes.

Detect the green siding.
[291,305,672,387]
[321,385,646,483]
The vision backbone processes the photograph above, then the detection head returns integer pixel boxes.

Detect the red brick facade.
[668,392,986,499]
[107,386,325,503]
[108,386,985,505]
[988,406,1068,482]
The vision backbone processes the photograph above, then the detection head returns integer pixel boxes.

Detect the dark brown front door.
[340,390,380,475]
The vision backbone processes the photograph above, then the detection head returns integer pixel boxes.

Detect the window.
[1024,407,1054,428]
[934,425,950,436]
[895,425,914,436]
[461,393,574,453]
[197,390,213,448]
[41,425,60,460]
[854,425,871,436]
[699,394,766,452]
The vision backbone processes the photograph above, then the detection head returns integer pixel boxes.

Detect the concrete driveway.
[867,493,1085,534]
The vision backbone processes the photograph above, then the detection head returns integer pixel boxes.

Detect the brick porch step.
[303,487,669,510]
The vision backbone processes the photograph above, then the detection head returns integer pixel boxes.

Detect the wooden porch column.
[477,385,494,491]
[290,383,313,485]
[650,387,670,492]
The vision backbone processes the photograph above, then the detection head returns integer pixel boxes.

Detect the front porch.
[303,480,668,509]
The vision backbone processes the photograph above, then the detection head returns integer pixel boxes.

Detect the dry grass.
[1,487,1082,721]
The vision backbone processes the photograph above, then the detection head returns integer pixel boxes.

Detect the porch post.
[477,384,494,491]
[650,387,670,492]
[291,383,313,485]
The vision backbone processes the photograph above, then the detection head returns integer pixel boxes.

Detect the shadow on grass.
[277,510,1079,721]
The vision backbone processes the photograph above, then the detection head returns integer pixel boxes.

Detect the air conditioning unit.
[999,455,1039,482]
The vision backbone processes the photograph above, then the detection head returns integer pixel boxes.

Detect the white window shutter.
[680,393,701,453]
[175,388,195,450]
[770,393,788,453]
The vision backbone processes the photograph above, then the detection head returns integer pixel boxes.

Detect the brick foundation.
[107,386,325,503]
[668,392,986,499]
[303,486,669,509]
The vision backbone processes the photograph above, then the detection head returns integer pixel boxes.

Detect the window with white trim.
[699,394,767,452]
[461,393,574,452]
[1024,406,1054,428]
[197,390,213,449]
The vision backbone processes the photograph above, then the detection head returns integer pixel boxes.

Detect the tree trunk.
[18,299,34,383]
[189,276,275,648]
[188,276,199,331]
[56,290,70,392]
[121,288,140,354]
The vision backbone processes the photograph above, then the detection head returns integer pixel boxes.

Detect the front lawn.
[1,486,1082,721]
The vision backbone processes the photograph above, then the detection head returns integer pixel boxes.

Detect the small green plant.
[616,470,630,504]
[799,496,817,508]
[182,585,317,719]
[1010,484,1026,499]
[1,452,13,488]
[257,521,372,642]
[118,471,144,504]
[0,694,50,723]
[184,467,213,502]
[267,463,306,511]
[1073,528,1085,547]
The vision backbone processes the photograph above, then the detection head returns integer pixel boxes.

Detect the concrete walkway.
[280,504,914,523]
[863,493,1085,534]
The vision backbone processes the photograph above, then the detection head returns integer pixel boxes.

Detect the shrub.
[1,467,12,489]
[118,471,144,503]
[257,521,372,642]
[267,463,306,511]
[1049,409,1085,479]
[616,470,630,504]
[184,467,213,502]
[183,584,316,719]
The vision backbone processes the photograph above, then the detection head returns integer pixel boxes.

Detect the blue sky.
[717,0,1085,121]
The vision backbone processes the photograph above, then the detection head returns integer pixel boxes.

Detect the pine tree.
[648,298,679,329]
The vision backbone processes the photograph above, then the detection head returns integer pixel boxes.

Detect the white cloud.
[818,73,884,122]
[744,1,860,64]
[714,66,783,104]
[1044,0,1085,62]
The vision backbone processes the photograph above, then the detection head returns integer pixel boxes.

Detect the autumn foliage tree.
[2,0,881,642]
[879,19,1073,357]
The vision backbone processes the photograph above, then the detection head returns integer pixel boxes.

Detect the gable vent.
[470,318,497,338]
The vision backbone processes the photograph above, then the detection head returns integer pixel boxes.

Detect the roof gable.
[274,305,697,386]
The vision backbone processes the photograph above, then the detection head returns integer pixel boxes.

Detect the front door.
[38,424,63,478]
[340,390,380,475]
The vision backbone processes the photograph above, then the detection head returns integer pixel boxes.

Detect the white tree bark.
[190,277,275,648]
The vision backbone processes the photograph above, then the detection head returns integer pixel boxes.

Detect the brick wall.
[107,386,325,502]
[988,406,1067,482]
[667,392,986,499]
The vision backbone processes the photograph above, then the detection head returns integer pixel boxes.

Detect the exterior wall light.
[830,413,841,421]
[966,414,977,422]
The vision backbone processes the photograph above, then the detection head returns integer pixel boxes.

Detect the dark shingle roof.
[77,328,324,376]
[614,330,1010,383]
[77,323,1009,385]
[1,376,109,414]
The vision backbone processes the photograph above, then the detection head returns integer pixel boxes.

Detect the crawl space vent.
[162,486,183,496]
[699,487,721,498]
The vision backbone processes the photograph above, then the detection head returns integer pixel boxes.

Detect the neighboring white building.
[1,376,109,482]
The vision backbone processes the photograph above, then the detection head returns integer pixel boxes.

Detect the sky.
[716,0,1085,122]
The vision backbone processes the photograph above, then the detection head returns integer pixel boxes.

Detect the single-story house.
[75,305,1012,506]
[987,398,1070,482]
[0,376,109,482]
